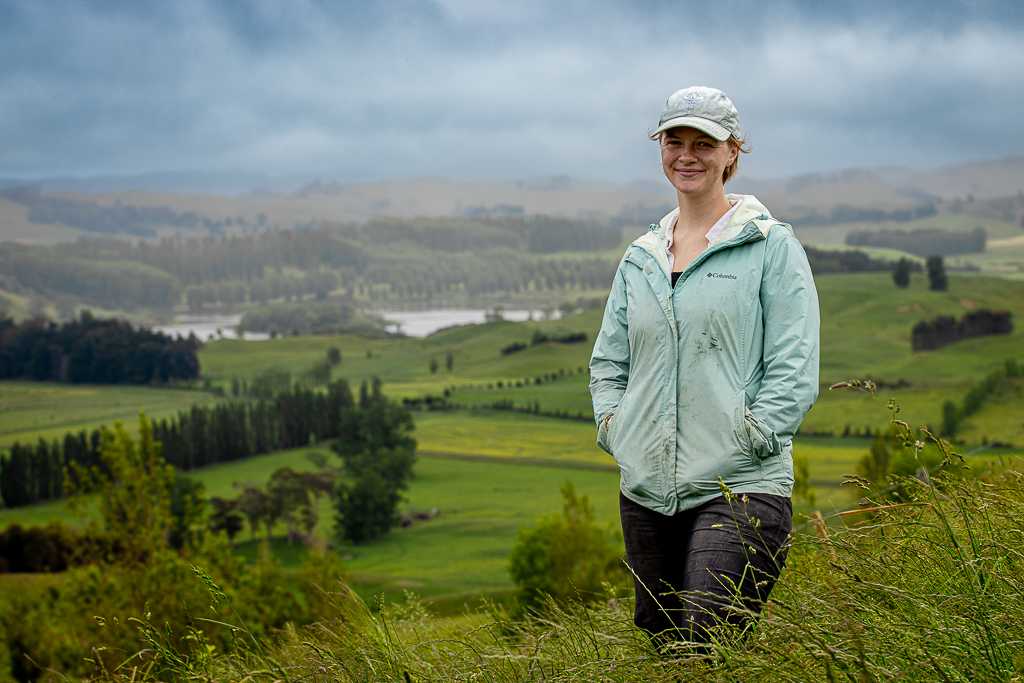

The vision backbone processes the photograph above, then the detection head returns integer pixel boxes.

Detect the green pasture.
[0,381,220,448]
[199,318,590,394]
[200,272,1024,392]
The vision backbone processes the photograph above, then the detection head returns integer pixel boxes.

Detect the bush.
[0,418,348,681]
[501,341,527,355]
[508,482,624,613]
[0,523,119,572]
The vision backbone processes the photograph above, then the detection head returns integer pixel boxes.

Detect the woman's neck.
[674,190,732,238]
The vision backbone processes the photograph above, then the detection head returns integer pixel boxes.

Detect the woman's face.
[660,127,737,197]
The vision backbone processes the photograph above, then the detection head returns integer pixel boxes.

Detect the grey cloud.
[0,0,1022,181]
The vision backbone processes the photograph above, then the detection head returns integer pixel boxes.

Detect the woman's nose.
[677,144,697,161]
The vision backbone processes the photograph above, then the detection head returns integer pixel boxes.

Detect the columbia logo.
[706,272,737,280]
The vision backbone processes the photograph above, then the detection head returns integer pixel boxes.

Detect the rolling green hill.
[197,272,1024,444]
[0,381,220,448]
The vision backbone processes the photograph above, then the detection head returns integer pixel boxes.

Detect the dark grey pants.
[619,491,792,650]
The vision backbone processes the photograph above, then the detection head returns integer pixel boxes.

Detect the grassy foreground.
[85,462,1024,682]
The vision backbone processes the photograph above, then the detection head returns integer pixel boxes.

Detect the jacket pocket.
[597,402,623,456]
[743,408,777,461]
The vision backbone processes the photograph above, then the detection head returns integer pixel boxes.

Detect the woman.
[588,86,820,650]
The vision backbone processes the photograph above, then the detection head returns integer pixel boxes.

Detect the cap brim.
[648,116,731,141]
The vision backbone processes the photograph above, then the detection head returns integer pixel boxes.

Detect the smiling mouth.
[675,169,704,177]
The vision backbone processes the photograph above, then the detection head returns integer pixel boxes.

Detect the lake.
[154,308,558,340]
[378,308,557,337]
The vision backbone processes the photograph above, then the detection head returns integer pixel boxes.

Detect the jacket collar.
[629,194,776,275]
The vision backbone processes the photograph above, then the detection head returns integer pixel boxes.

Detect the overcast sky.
[2,0,1023,183]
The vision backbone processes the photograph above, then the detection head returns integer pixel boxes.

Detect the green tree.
[65,416,175,563]
[892,257,912,288]
[940,400,960,437]
[304,359,332,386]
[429,357,439,374]
[334,468,402,544]
[267,467,322,543]
[326,346,342,367]
[926,255,948,291]
[445,350,454,372]
[507,482,623,613]
[168,474,207,553]
[209,497,245,543]
[858,431,894,485]
[235,485,271,539]
[793,454,816,507]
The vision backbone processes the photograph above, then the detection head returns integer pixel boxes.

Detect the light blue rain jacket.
[589,194,820,515]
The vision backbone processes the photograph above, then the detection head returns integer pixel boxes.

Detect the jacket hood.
[631,194,776,274]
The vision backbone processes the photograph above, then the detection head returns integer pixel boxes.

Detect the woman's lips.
[675,168,704,178]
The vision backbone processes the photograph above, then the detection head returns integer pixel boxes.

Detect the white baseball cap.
[649,86,741,141]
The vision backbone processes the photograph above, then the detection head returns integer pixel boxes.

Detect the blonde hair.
[722,135,750,184]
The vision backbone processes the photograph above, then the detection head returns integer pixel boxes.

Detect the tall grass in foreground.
[92,464,1024,682]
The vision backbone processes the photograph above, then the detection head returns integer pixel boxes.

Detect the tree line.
[237,300,390,337]
[0,378,410,509]
[911,309,1013,351]
[847,227,986,257]
[185,270,341,310]
[0,243,180,310]
[794,202,937,226]
[3,212,913,317]
[801,245,893,274]
[941,359,1023,441]
[0,312,199,383]
[1,186,261,237]
[63,229,367,285]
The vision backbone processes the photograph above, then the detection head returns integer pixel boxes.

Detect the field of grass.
[0,381,221,447]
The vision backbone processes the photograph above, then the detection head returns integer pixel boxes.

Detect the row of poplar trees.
[0,378,400,509]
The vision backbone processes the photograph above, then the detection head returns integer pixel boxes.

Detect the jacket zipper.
[673,222,765,287]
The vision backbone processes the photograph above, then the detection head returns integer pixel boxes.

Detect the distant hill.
[1,155,1022,244]
[905,156,1024,200]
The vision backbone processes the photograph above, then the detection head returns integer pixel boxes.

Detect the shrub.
[508,482,624,613]
[501,341,527,355]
